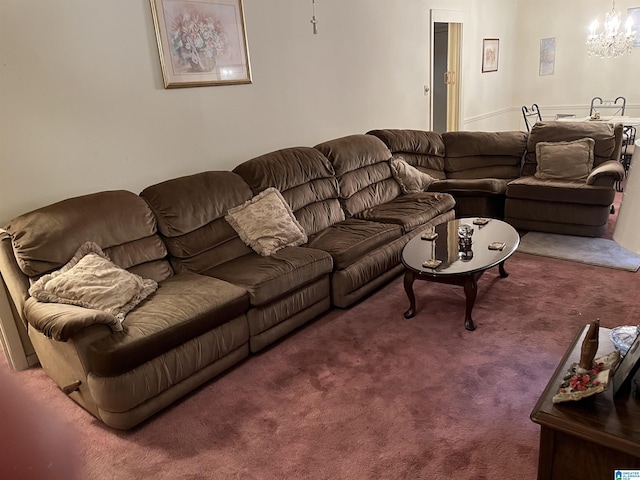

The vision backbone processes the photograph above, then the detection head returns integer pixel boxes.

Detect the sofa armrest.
[587,160,625,186]
[23,297,122,342]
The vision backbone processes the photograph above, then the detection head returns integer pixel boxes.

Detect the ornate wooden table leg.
[403,269,416,319]
[463,274,478,331]
[499,260,509,278]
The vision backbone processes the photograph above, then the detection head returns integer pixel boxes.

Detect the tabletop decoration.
[553,320,621,403]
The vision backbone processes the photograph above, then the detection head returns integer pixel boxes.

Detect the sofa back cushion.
[233,147,345,236]
[3,190,171,283]
[442,131,527,180]
[523,121,622,176]
[141,171,254,273]
[367,129,446,179]
[315,134,401,217]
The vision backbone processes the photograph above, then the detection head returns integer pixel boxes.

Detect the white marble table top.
[556,116,640,126]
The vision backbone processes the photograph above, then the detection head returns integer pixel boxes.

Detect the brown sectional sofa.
[0,123,624,429]
[370,121,624,236]
[368,129,527,219]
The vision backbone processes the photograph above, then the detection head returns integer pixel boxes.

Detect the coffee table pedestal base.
[403,260,510,331]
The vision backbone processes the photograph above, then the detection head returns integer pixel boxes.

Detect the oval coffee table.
[402,217,520,331]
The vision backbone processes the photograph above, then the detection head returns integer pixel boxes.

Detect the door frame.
[430,9,464,131]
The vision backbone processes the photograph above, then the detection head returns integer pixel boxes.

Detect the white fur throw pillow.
[389,157,436,194]
[28,242,158,324]
[225,187,308,256]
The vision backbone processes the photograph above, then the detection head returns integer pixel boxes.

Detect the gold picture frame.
[482,38,499,73]
[150,0,252,88]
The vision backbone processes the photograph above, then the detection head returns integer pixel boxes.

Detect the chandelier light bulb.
[604,9,620,35]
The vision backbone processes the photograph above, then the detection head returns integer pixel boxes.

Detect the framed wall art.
[150,0,252,88]
[629,7,640,48]
[482,38,499,73]
[539,37,555,76]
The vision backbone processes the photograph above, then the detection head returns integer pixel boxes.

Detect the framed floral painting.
[150,0,252,88]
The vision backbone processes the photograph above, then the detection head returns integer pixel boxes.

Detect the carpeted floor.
[2,247,639,479]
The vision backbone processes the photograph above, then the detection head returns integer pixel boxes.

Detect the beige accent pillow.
[225,187,307,256]
[389,157,436,193]
[28,242,158,324]
[535,138,595,182]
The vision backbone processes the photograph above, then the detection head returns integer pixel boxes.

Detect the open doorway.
[430,10,464,132]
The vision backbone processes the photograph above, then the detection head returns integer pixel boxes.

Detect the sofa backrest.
[233,147,345,237]
[314,134,401,217]
[522,121,623,176]
[442,131,527,180]
[3,190,171,283]
[140,171,254,273]
[367,129,446,179]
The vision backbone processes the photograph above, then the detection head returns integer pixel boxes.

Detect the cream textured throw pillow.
[225,187,308,256]
[389,157,436,194]
[535,138,595,182]
[28,242,158,324]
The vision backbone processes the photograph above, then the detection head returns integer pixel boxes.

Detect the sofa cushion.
[305,219,403,270]
[141,171,254,272]
[233,147,345,237]
[506,176,615,206]
[428,178,507,197]
[534,138,595,182]
[442,131,527,179]
[29,242,157,323]
[315,135,401,217]
[367,129,446,178]
[203,246,333,306]
[354,192,456,233]
[87,272,249,377]
[3,190,170,282]
[389,157,436,193]
[225,187,307,256]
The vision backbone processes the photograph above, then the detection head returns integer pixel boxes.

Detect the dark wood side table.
[531,325,640,480]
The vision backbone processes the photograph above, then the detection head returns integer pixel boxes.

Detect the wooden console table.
[531,325,640,480]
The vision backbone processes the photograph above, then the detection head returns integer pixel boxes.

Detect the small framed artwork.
[613,329,640,396]
[629,8,640,48]
[150,0,252,88]
[482,38,499,73]
[539,37,555,76]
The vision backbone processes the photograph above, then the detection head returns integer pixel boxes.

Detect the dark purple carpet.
[1,240,639,479]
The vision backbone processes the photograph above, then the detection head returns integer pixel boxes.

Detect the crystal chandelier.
[586,0,636,58]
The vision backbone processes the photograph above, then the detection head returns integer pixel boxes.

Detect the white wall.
[0,0,521,225]
[513,0,640,127]
[3,1,637,224]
